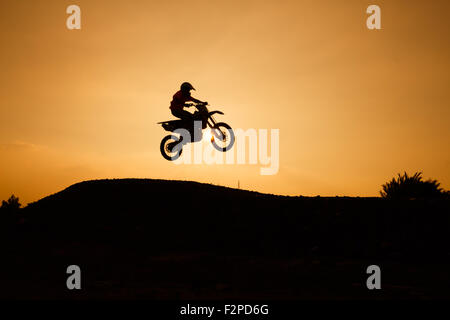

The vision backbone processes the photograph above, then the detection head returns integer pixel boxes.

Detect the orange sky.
[1,0,449,204]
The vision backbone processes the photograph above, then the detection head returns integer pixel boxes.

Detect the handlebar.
[184,102,208,107]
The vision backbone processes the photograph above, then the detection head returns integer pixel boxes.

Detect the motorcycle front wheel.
[211,122,235,152]
[160,135,183,161]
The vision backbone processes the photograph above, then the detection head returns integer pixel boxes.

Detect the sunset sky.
[1,0,449,204]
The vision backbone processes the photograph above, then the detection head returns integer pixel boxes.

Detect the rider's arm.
[187,96,205,104]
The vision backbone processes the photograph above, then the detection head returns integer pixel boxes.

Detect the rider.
[170,82,207,121]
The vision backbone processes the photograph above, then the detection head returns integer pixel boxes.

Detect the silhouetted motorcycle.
[158,102,235,161]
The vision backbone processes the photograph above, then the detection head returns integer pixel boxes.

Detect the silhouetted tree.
[0,195,22,228]
[380,172,447,200]
[1,194,21,211]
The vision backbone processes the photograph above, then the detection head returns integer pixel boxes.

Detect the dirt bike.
[158,102,235,161]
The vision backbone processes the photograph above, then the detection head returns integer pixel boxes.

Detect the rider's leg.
[170,109,193,146]
[171,108,193,121]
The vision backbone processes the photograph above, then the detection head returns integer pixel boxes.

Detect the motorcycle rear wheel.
[160,135,183,161]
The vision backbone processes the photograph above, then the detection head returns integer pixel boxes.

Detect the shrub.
[1,194,21,211]
[380,172,447,200]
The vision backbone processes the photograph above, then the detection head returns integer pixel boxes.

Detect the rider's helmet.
[181,82,195,92]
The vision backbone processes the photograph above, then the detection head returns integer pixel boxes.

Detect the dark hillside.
[2,179,450,299]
